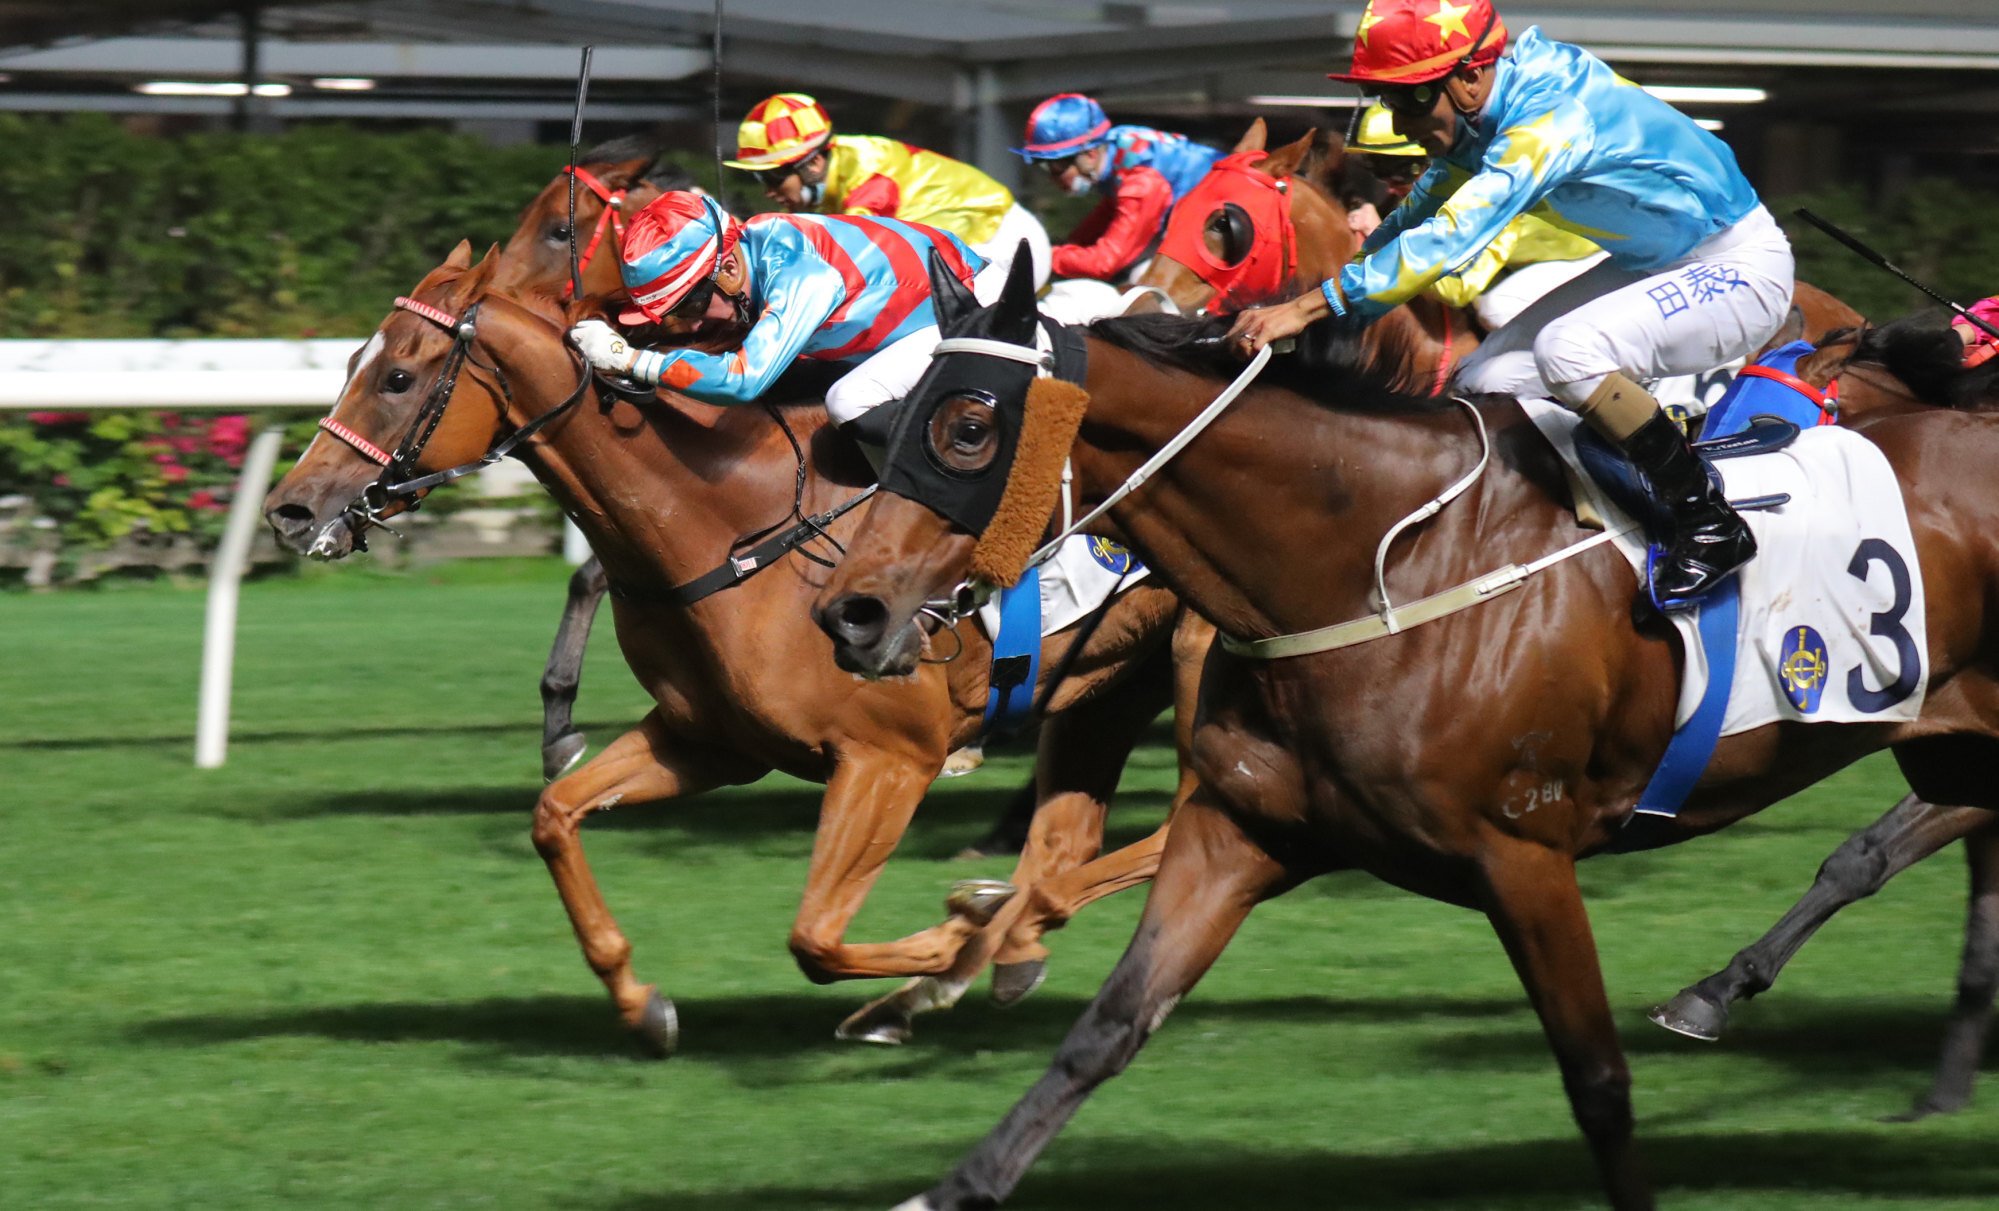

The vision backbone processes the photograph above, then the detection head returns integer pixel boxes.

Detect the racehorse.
[1135,118,1477,396]
[813,260,1999,1209]
[263,244,1192,1053]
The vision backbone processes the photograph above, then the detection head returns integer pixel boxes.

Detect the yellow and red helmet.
[725,93,834,171]
[1329,0,1508,86]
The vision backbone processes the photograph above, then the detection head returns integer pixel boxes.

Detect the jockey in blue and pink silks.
[566,191,991,445]
[1016,93,1223,283]
[1227,0,1796,608]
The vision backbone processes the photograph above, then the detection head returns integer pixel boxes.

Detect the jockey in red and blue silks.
[567,191,988,435]
[1017,93,1223,282]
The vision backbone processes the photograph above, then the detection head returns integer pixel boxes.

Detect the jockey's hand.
[568,319,639,375]
[1226,288,1332,357]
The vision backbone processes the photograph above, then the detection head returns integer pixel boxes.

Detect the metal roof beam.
[0,38,708,79]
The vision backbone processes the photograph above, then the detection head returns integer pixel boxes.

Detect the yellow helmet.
[1351,104,1426,157]
[726,93,834,170]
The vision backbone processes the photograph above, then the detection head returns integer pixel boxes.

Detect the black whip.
[567,45,595,301]
[712,0,727,196]
[1793,208,1999,342]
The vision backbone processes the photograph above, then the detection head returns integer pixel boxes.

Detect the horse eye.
[383,368,416,394]
[548,222,573,243]
[953,418,990,449]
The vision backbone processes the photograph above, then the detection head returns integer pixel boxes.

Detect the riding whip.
[1793,208,1999,342]
[567,45,596,301]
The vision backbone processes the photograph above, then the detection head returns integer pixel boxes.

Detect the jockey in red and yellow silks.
[726,93,1050,292]
[1017,93,1224,282]
[566,191,992,442]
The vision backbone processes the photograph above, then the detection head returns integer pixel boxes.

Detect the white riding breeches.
[973,202,1054,296]
[1452,205,1794,409]
[1469,251,1608,332]
[826,217,1047,429]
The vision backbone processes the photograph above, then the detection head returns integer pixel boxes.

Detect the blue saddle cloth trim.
[983,565,1043,735]
[1633,576,1740,822]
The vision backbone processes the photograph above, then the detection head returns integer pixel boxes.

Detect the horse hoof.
[633,989,678,1058]
[945,878,1016,926]
[991,958,1047,1007]
[1647,989,1727,1042]
[889,1197,938,1211]
[836,997,913,1046]
[939,745,985,778]
[542,731,589,783]
[1884,1095,1964,1124]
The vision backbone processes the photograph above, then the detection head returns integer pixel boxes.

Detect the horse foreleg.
[786,746,971,988]
[532,711,750,1055]
[1651,794,1984,1041]
[894,794,1292,1211]
[1481,838,1651,1211]
[539,555,608,782]
[1897,820,1999,1120]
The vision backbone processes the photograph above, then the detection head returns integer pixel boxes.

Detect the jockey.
[565,191,987,443]
[1017,93,1224,282]
[725,93,1050,292]
[1347,102,1604,330]
[1228,0,1794,607]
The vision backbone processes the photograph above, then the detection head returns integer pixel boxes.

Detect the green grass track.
[4,558,1995,1208]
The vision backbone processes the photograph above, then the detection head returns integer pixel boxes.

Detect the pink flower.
[52,473,71,487]
[27,411,89,426]
[152,451,177,465]
[186,489,225,512]
[167,435,199,455]
[206,415,250,458]
[161,463,188,484]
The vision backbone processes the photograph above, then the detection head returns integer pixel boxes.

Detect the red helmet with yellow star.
[1329,0,1508,86]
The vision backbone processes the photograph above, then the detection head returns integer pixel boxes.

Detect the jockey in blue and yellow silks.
[1017,94,1224,282]
[1228,0,1795,608]
[566,191,986,437]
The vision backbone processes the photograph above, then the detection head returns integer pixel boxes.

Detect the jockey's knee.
[1533,320,1622,410]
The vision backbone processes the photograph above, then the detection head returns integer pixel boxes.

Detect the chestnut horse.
[1137,119,1476,395]
[814,263,1999,1209]
[263,244,1192,1054]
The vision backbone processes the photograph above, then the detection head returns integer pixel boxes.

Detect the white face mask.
[800,180,825,207]
[1065,172,1096,196]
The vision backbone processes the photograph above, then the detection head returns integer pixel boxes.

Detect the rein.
[320,294,589,545]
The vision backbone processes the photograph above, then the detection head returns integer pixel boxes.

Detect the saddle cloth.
[1523,400,1929,735]
[976,534,1150,644]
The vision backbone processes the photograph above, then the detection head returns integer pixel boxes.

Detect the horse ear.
[989,240,1039,344]
[928,246,978,334]
[444,239,473,270]
[1771,305,1807,349]
[1259,128,1317,180]
[1233,118,1268,154]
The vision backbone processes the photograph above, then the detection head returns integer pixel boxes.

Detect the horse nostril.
[267,502,318,539]
[830,594,890,648]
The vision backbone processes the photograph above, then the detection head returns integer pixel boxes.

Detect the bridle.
[560,165,629,299]
[316,292,590,547]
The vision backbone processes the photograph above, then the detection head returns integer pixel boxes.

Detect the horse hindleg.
[1481,840,1652,1211]
[1652,795,1984,1041]
[533,711,745,1055]
[1899,819,1999,1119]
[539,555,608,782]
[899,795,1292,1211]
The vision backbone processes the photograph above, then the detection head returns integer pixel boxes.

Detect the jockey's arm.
[840,173,902,218]
[1424,217,1524,309]
[1062,197,1117,249]
[634,263,846,404]
[1334,103,1595,325]
[1050,167,1172,279]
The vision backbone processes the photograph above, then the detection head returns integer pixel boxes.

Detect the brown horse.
[814,263,1999,1209]
[1137,119,1475,394]
[263,244,1192,1054]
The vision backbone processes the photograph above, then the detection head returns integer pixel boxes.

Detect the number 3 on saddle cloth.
[1526,341,1929,849]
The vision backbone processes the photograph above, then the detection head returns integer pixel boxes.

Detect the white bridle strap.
[1026,343,1273,571]
[933,336,1051,370]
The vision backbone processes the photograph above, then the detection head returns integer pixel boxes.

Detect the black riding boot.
[1621,410,1757,607]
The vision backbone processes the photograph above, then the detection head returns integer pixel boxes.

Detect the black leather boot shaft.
[1620,412,1757,606]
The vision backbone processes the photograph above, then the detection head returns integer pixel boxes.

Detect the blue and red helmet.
[1015,93,1112,161]
[615,191,742,325]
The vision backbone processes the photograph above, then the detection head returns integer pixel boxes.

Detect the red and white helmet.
[616,192,743,325]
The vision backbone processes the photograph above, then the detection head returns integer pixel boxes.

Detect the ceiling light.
[134,81,293,98]
[1642,85,1767,104]
[311,77,377,91]
[1693,118,1726,131]
[1245,94,1364,108]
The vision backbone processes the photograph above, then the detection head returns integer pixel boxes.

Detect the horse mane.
[579,133,699,191]
[1849,308,1999,410]
[1088,312,1451,416]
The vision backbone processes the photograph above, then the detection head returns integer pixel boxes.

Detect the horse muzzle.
[815,590,923,679]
